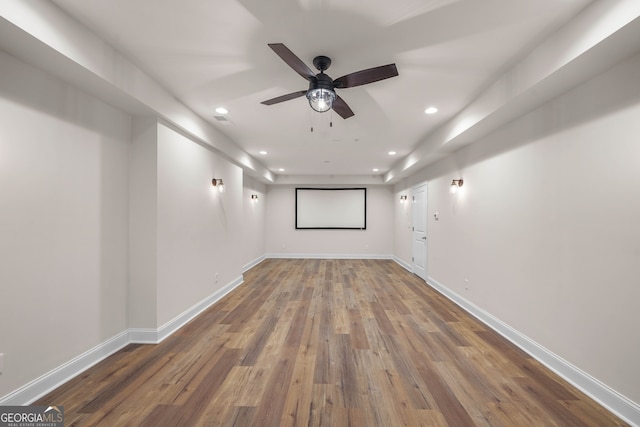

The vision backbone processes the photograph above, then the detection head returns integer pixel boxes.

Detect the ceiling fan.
[261,43,398,119]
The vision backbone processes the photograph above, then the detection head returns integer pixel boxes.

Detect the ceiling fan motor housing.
[312,55,331,71]
[309,72,334,92]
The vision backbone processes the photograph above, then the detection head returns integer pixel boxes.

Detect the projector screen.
[295,188,367,229]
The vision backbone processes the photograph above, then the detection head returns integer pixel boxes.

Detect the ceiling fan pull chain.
[310,109,314,132]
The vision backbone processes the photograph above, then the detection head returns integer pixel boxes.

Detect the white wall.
[0,51,249,400]
[403,51,640,407]
[0,51,131,398]
[265,185,393,257]
[128,120,246,330]
[155,123,244,327]
[242,175,267,269]
[129,117,158,329]
[128,120,247,330]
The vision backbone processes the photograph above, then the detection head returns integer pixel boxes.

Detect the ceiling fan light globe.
[307,88,336,113]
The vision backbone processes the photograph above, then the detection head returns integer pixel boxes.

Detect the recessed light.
[215,107,228,115]
[259,150,268,155]
[388,151,396,155]
[278,168,285,172]
[424,106,438,114]
[372,168,379,172]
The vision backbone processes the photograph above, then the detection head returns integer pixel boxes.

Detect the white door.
[412,184,427,281]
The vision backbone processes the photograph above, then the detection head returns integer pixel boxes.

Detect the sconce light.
[212,178,224,192]
[450,179,463,194]
[251,194,259,201]
[400,195,408,202]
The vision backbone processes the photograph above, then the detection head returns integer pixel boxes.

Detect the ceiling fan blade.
[332,95,354,119]
[268,43,316,81]
[261,90,307,105]
[333,64,398,89]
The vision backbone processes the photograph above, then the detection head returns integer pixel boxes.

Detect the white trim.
[426,276,640,426]
[128,328,158,344]
[0,330,130,406]
[393,256,413,272]
[411,182,428,281]
[153,275,244,344]
[0,276,245,406]
[242,255,266,273]
[265,253,393,260]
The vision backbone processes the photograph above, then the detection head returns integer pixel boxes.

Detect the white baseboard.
[127,328,159,344]
[128,275,244,344]
[242,255,266,273]
[153,275,244,344]
[0,276,245,406]
[0,330,130,406]
[426,276,640,427]
[265,253,393,260]
[393,256,413,272]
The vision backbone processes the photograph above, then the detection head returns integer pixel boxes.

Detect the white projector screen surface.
[296,188,366,229]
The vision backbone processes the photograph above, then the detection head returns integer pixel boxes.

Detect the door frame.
[411,182,428,280]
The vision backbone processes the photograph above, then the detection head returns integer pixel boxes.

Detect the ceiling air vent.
[214,115,232,125]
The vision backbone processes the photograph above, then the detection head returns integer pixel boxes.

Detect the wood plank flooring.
[36,259,628,426]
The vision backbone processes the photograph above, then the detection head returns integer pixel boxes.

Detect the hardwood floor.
[36,259,628,426]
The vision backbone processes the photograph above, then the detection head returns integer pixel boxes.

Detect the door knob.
[421,236,426,240]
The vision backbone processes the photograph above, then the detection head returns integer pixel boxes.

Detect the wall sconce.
[251,194,259,201]
[212,178,224,192]
[450,179,463,194]
[400,195,408,202]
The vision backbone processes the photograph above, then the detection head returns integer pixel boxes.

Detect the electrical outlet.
[0,353,5,375]
[215,273,219,283]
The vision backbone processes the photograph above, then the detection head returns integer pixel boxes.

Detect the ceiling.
[40,0,599,181]
[8,1,640,184]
